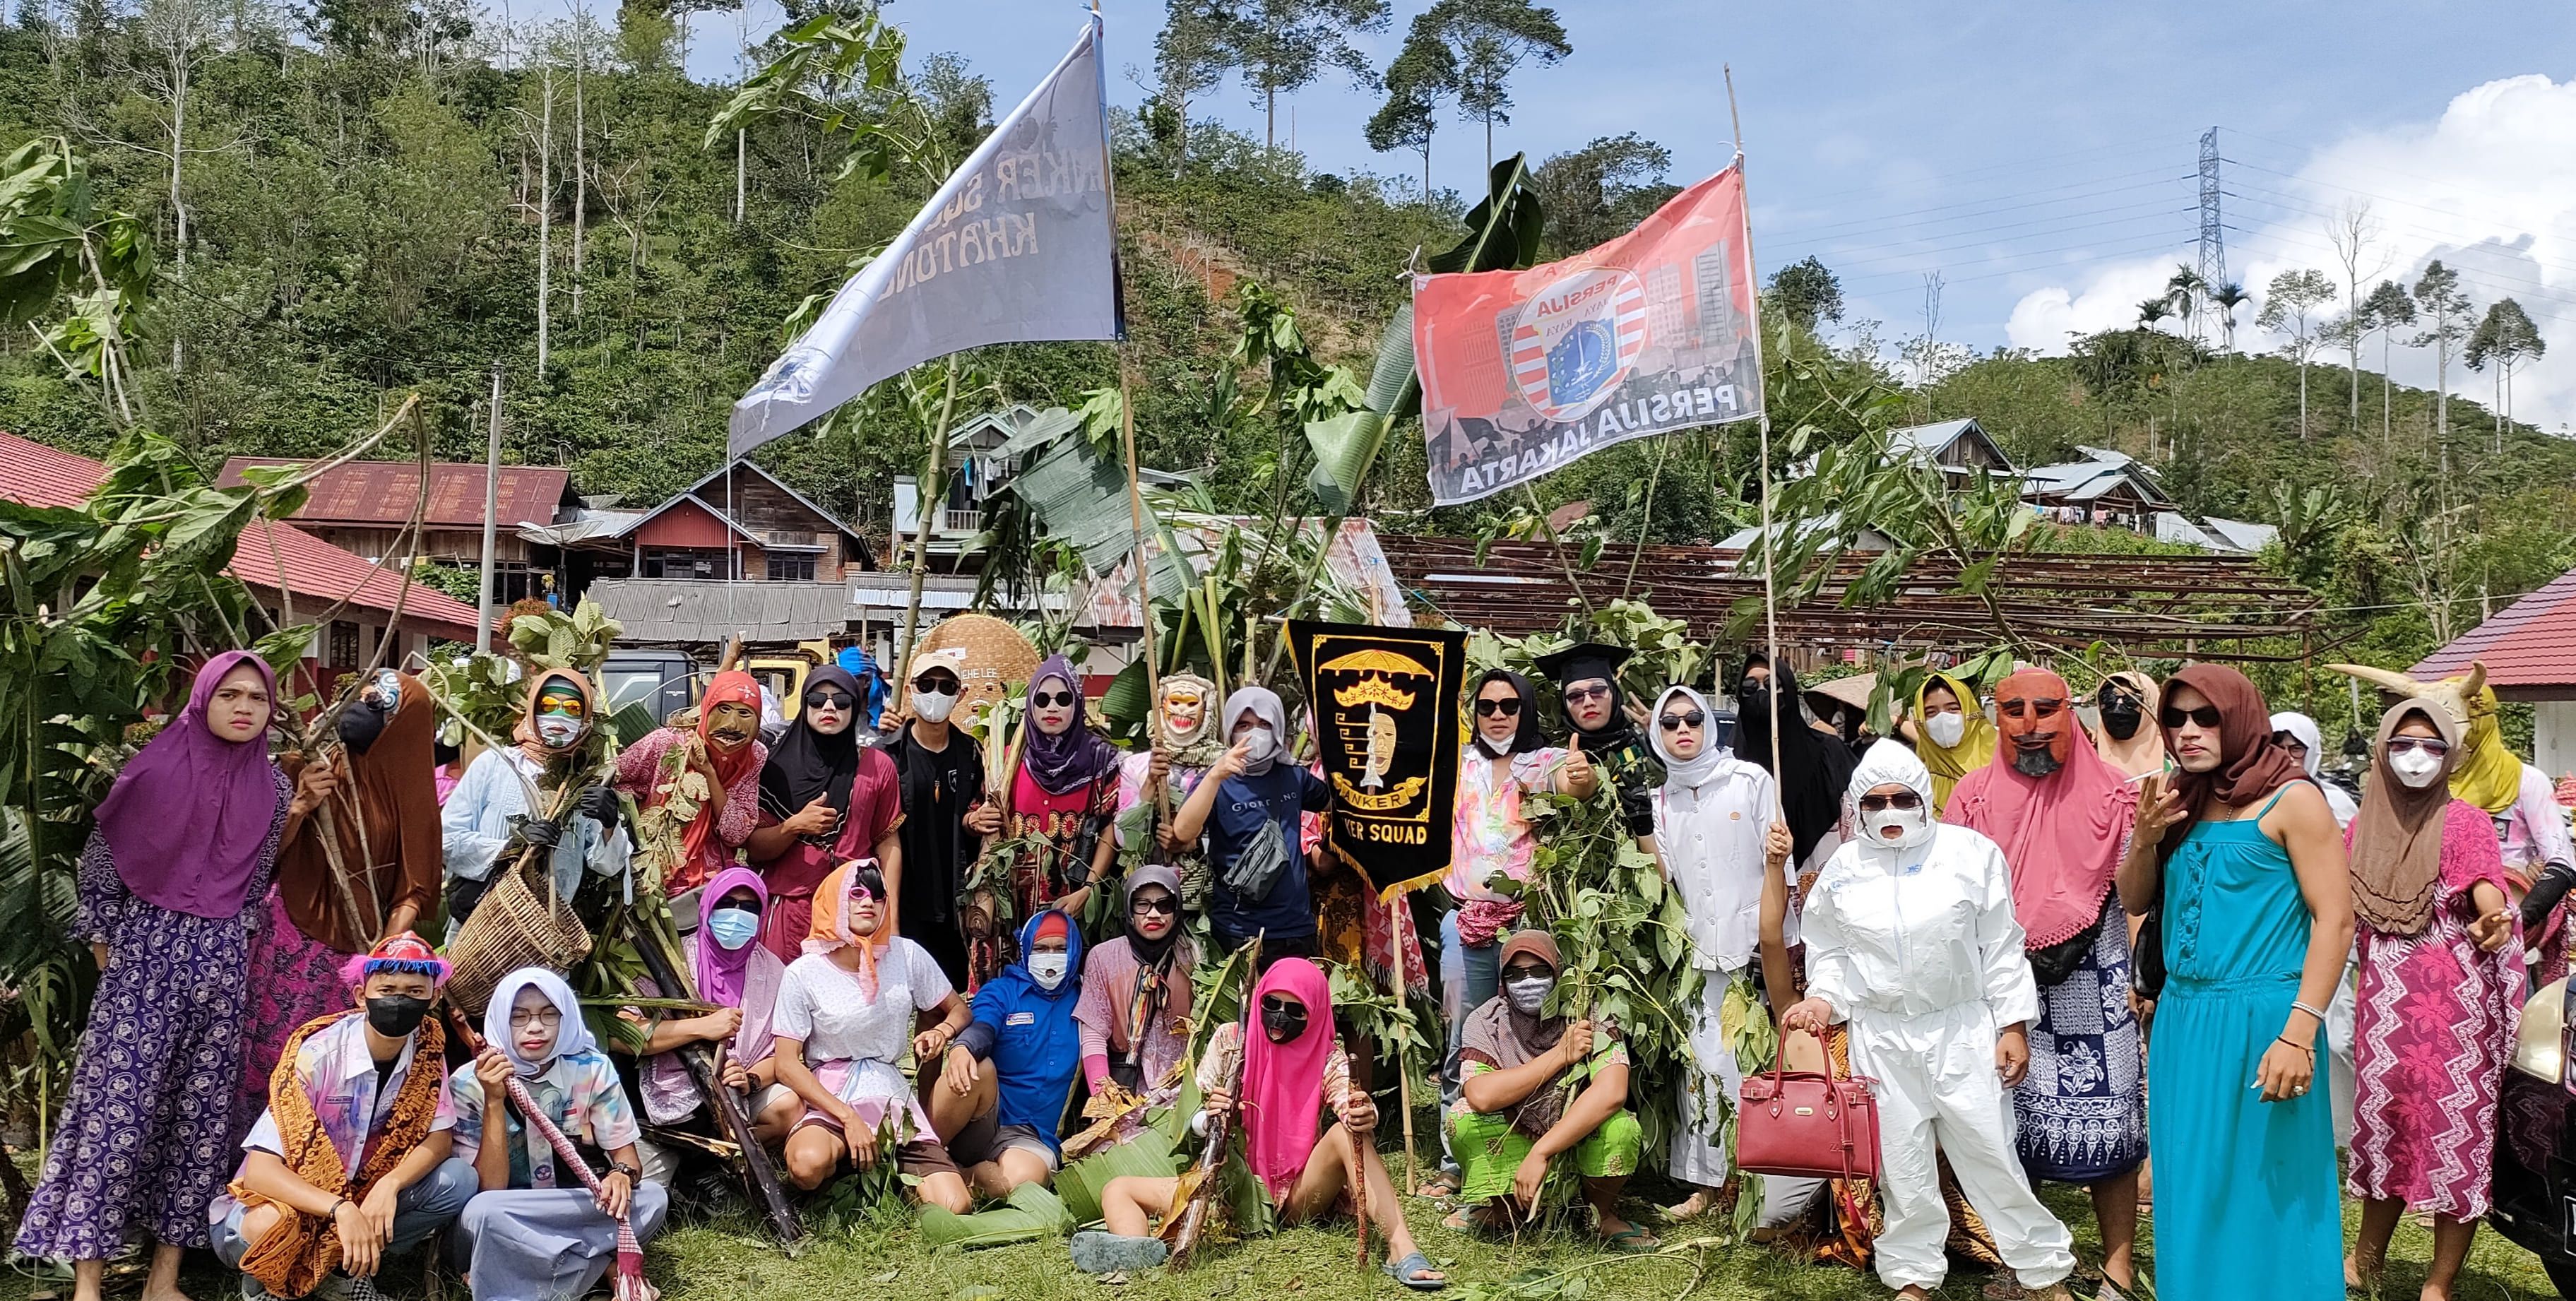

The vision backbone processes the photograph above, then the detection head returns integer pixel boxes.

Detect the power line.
[1769,168,2188,240]
[1772,132,2188,206]
[2218,180,2576,283]
[1820,208,2189,277]
[1785,192,2188,256]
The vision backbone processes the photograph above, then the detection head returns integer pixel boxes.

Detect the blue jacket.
[960,910,1086,1146]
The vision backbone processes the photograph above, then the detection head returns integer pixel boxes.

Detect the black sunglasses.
[1032,690,1080,708]
[1129,894,1177,917]
[805,690,854,709]
[1858,791,1923,812]
[1565,684,1613,703]
[1259,993,1307,1016]
[1658,709,1706,731]
[1475,698,1523,718]
[2161,704,2224,729]
[910,675,958,696]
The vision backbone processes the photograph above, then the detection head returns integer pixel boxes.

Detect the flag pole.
[1094,0,1164,723]
[1724,66,1781,801]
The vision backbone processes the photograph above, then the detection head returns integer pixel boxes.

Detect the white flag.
[729,16,1121,458]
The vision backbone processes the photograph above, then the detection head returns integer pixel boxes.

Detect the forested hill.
[3,5,2570,694]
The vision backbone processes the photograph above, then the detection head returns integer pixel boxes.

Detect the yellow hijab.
[2450,685,2523,815]
[1913,671,1997,812]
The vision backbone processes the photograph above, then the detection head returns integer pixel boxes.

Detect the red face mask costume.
[1995,668,2073,778]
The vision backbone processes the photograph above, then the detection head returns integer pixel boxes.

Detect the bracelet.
[328,1196,349,1220]
[2289,999,2329,1023]
[2275,1035,2314,1056]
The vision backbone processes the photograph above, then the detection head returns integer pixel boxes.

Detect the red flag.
[1412,165,1764,505]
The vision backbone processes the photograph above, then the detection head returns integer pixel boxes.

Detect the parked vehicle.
[2490,976,2576,1297]
[600,649,701,726]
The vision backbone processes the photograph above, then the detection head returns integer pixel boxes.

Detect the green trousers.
[1446,1105,1642,1201]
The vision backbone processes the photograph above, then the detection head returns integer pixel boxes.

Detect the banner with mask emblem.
[1287,619,1466,901]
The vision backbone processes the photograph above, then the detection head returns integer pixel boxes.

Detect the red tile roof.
[216,457,574,529]
[2411,566,2576,689]
[3,433,487,643]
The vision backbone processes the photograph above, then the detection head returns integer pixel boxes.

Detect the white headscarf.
[1847,739,1937,850]
[1649,685,1728,791]
[482,967,597,1075]
[2269,711,2325,777]
[1223,686,1289,777]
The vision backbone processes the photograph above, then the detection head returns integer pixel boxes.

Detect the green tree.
[2137,297,2173,333]
[1204,0,1390,152]
[2466,297,2544,448]
[1364,14,1452,201]
[1152,0,1230,168]
[2411,260,2473,469]
[1412,0,1569,172]
[1526,132,1675,259]
[2255,268,2334,439]
[1769,255,1843,333]
[2163,263,2203,341]
[2360,278,2416,438]
[2207,279,2250,354]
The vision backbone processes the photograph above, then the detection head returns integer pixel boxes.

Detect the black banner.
[1288,619,1466,898]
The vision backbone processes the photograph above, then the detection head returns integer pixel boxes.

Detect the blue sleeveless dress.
[2147,791,2341,1300]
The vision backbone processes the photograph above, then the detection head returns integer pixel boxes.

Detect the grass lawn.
[8,1176,2559,1301]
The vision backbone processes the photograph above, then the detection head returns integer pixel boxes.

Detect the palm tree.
[2166,265,2206,342]
[2207,280,2250,355]
[2137,298,2174,333]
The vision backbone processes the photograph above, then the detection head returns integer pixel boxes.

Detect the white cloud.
[2005,74,2576,432]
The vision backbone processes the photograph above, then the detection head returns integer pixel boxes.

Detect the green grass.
[7,1178,2556,1301]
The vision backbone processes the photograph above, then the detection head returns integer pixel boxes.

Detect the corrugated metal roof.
[218,457,575,528]
[1887,417,2015,473]
[2412,567,2576,690]
[586,578,853,645]
[6,433,486,641]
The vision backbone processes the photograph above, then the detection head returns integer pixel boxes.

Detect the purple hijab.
[96,650,284,918]
[695,865,771,1008]
[1021,655,1117,795]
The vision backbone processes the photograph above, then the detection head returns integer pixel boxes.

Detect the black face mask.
[338,702,388,754]
[2098,690,2144,741]
[364,994,432,1038]
[1259,1000,1309,1044]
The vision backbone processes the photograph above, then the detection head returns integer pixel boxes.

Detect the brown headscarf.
[2347,700,2462,935]
[2155,664,2309,865]
[276,674,441,954]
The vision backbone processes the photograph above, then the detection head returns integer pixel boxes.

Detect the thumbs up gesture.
[1563,730,1600,797]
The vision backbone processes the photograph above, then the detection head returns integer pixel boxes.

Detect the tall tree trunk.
[896,357,962,699]
[571,36,586,321]
[1484,111,1493,172]
[536,64,552,377]
[2436,335,2450,475]
[735,129,745,222]
[2382,333,2394,439]
[1264,82,1275,150]
[2297,355,2308,440]
[168,51,186,376]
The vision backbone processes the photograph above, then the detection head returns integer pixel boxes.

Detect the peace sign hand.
[2132,773,2185,844]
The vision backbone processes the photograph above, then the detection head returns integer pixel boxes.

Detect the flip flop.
[1382,1250,1448,1291]
[1416,1172,1461,1198]
[1601,1224,1661,1254]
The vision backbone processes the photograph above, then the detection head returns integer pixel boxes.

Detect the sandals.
[1382,1250,1448,1291]
[1601,1224,1661,1254]
[1416,1172,1461,1199]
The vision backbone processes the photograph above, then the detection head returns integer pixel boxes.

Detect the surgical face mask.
[1027,951,1071,990]
[912,685,958,723]
[706,907,761,951]
[1239,726,1276,765]
[364,993,432,1039]
[534,715,584,749]
[2389,747,2446,788]
[1504,972,1554,1016]
[1862,804,1931,848]
[1924,712,1966,749]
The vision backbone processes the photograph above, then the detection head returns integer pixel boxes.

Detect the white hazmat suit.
[1801,740,2075,1293]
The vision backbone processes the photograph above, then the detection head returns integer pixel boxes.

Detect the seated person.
[213,933,475,1300]
[449,969,669,1300]
[1065,866,1195,1156]
[771,862,975,1215]
[1446,932,1651,1252]
[1092,958,1446,1291]
[624,867,802,1187]
[927,910,1085,1198]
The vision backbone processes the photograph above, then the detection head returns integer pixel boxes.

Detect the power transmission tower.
[2197,127,2226,336]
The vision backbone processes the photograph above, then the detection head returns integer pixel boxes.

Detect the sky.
[632,0,2576,432]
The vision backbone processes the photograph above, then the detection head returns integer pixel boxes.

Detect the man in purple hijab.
[15,651,333,1301]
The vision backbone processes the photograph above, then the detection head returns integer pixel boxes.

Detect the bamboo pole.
[894,355,961,714]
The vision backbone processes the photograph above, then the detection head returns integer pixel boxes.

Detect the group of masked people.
[18,641,2576,1301]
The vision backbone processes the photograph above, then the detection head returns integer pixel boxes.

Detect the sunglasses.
[1475,698,1523,718]
[1658,709,1706,731]
[2269,730,2306,751]
[1858,791,1923,812]
[806,690,855,710]
[1031,690,1079,708]
[910,676,958,696]
[1259,993,1307,1016]
[2387,736,2452,759]
[1565,684,1613,703]
[2160,704,2224,729]
[1129,894,1177,917]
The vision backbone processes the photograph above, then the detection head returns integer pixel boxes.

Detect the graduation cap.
[1531,642,1633,689]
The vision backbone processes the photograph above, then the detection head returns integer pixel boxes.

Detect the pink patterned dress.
[2347,799,2525,1217]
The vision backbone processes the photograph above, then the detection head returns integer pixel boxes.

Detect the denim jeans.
[214,1156,477,1271]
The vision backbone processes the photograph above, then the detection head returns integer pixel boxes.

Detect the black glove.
[2522,864,2576,935]
[509,814,562,853]
[578,784,622,827]
[1618,781,1656,838]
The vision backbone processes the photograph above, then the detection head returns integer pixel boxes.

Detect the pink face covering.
[1944,668,2137,948]
[1239,958,1334,1199]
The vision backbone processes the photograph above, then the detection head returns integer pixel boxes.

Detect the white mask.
[1862,804,1933,849]
[534,715,583,749]
[2389,747,2445,788]
[1924,712,1967,749]
[1026,951,1071,990]
[912,688,957,723]
[1240,727,1277,765]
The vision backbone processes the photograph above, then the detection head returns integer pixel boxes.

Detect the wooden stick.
[1397,1025,1418,1196]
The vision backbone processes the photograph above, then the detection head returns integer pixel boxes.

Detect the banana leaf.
[1055,1127,1177,1225]
[610,701,658,748]
[918,1180,1074,1249]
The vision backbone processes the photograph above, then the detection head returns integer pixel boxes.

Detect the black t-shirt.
[1204,766,1331,942]
[888,726,987,926]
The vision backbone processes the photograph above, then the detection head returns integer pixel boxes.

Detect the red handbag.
[1735,1055,1882,1183]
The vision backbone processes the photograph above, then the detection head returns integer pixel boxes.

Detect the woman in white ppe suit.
[1783,740,2076,1301]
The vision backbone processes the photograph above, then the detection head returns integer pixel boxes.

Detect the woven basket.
[446,853,593,1016]
[913,613,1039,718]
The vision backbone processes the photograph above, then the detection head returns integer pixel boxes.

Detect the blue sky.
[655,1,2576,426]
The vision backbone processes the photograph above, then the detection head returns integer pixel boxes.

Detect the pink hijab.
[1240,957,1334,1199]
[1944,668,2138,948]
[97,650,284,918]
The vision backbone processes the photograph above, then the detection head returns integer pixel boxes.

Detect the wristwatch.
[608,1160,640,1181]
